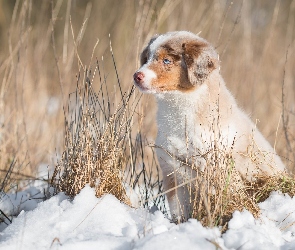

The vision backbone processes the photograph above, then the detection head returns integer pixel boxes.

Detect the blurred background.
[0,0,294,190]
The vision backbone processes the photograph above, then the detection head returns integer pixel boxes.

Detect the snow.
[0,186,295,250]
[0,186,44,229]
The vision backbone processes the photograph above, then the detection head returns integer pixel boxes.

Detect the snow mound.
[0,187,295,249]
[0,187,44,216]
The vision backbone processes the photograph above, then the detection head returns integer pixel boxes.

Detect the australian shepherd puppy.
[133,31,285,222]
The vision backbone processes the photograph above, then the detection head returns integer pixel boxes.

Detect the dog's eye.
[163,58,171,65]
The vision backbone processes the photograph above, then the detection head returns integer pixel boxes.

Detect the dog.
[133,31,285,222]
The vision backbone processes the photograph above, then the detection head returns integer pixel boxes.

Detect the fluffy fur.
[133,31,285,221]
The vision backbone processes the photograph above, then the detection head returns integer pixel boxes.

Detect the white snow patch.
[0,186,44,216]
[1,187,295,249]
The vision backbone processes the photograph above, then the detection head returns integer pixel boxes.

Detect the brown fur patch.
[182,41,207,68]
[147,46,196,92]
[182,41,217,85]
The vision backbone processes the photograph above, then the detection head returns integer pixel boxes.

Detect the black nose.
[133,71,145,84]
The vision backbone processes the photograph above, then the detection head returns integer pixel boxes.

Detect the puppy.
[133,31,285,222]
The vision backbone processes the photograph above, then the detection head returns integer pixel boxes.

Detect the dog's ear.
[182,42,218,85]
[140,34,160,66]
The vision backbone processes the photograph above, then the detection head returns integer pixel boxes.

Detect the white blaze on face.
[136,65,157,93]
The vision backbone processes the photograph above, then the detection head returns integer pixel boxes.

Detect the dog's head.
[133,31,219,94]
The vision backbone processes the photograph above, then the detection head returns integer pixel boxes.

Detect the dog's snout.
[133,71,145,84]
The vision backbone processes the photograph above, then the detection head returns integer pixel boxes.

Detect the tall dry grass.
[50,51,167,211]
[50,58,136,204]
[0,0,294,227]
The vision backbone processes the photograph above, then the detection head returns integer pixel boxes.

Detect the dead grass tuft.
[51,62,134,205]
[187,142,259,228]
[245,173,295,203]
[52,116,130,204]
[185,149,295,229]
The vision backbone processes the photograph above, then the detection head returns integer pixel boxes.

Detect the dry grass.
[160,122,259,227]
[245,173,295,203]
[50,57,134,205]
[190,148,259,228]
[0,0,295,230]
[50,55,166,210]
[173,138,295,229]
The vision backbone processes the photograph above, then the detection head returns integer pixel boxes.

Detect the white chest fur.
[155,86,210,167]
[154,84,241,174]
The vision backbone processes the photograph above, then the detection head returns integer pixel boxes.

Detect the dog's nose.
[133,71,145,84]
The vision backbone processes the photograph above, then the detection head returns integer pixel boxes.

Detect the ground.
[0,185,295,249]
